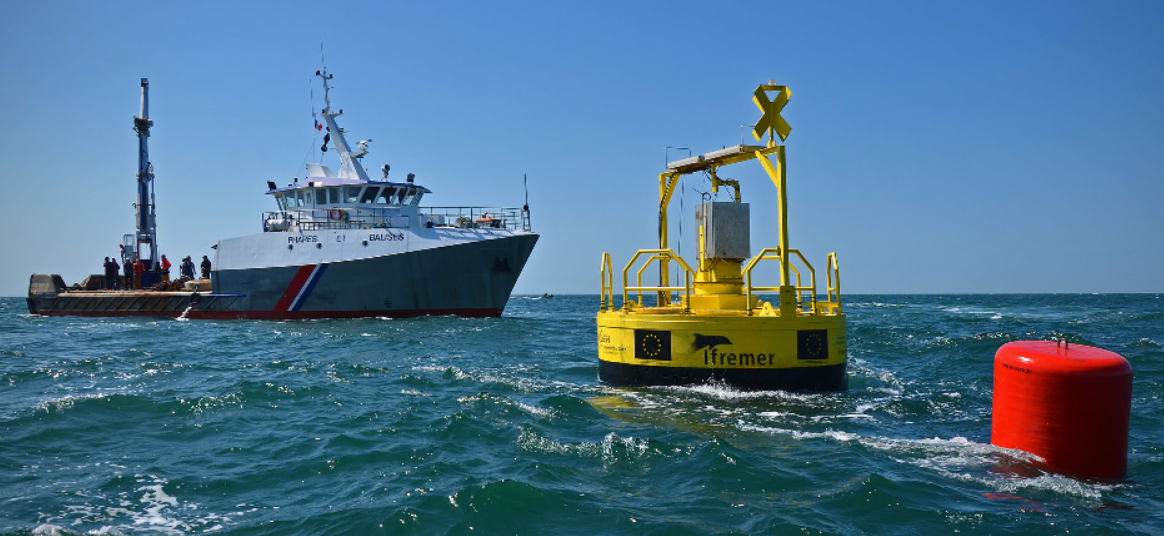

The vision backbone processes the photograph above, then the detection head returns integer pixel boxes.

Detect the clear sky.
[2,1,1162,297]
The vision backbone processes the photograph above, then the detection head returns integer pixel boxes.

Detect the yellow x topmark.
[753,84,792,143]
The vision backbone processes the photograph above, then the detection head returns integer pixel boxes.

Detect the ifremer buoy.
[991,340,1133,479]
[596,81,847,392]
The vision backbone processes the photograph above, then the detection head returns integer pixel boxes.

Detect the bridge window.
[329,188,340,204]
[345,187,361,203]
[377,187,395,204]
[315,189,327,205]
[401,189,425,206]
[360,187,380,204]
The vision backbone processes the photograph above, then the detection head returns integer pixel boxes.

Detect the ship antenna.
[523,173,531,230]
[318,42,333,112]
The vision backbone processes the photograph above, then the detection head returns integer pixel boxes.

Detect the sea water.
[1,294,1161,535]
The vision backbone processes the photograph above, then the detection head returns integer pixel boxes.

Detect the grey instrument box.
[696,202,750,260]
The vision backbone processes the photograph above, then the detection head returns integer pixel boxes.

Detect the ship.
[27,70,538,319]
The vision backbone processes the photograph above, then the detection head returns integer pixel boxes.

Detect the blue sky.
[2,1,1161,296]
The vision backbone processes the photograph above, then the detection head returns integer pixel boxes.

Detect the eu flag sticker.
[797,329,828,360]
[634,329,671,361]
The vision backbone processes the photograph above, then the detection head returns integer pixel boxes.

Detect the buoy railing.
[621,249,694,313]
[600,252,614,312]
[821,252,842,314]
[742,247,820,316]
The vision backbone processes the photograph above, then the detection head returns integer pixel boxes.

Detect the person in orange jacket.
[160,254,172,282]
[133,259,145,289]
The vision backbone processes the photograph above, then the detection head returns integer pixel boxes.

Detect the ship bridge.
[263,167,527,233]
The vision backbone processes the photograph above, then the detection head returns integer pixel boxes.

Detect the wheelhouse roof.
[268,178,432,195]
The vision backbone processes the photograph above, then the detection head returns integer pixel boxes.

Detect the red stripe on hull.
[32,307,504,320]
[271,264,317,312]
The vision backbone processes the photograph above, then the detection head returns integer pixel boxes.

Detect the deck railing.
[261,206,530,233]
[421,207,530,232]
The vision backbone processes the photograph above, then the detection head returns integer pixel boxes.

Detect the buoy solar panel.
[991,340,1132,479]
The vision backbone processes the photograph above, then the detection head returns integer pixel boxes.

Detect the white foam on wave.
[48,475,235,535]
[738,424,1117,500]
[411,365,450,374]
[136,482,181,532]
[664,382,828,403]
[514,400,554,418]
[517,428,651,463]
[847,302,907,309]
[942,307,1004,317]
[413,364,550,393]
[36,392,109,414]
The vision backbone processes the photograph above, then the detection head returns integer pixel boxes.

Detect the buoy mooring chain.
[991,341,1133,480]
[596,81,847,392]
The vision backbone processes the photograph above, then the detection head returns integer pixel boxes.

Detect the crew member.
[200,255,212,279]
[109,256,120,289]
[103,257,116,290]
[180,256,195,280]
[160,254,172,282]
[133,259,145,289]
[123,257,134,290]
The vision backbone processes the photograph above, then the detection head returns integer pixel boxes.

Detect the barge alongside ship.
[28,71,537,319]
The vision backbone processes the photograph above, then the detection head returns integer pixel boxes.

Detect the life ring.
[328,208,343,221]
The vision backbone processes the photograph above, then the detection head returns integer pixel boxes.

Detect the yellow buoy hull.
[597,310,847,391]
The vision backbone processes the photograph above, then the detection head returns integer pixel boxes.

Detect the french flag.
[314,119,323,131]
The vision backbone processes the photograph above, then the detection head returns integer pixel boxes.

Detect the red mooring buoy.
[991,340,1132,479]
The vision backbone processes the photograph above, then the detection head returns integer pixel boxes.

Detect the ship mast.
[316,68,372,182]
[133,78,159,269]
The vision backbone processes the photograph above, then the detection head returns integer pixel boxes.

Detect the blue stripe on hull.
[290,263,328,311]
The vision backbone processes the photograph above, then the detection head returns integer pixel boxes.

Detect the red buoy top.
[992,340,1133,480]
[998,341,1132,377]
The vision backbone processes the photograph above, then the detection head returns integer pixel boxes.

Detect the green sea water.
[1,294,1161,535]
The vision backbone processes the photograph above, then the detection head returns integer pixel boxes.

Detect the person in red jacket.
[160,254,172,282]
[133,259,145,289]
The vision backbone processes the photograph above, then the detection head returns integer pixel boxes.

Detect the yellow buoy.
[596,81,847,392]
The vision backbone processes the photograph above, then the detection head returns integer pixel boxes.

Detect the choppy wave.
[0,295,1161,535]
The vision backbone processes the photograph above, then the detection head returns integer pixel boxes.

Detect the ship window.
[296,191,307,207]
[329,188,340,204]
[274,193,286,211]
[316,189,327,205]
[345,187,361,203]
[360,187,380,204]
[399,188,423,206]
[396,188,407,204]
[377,187,396,204]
